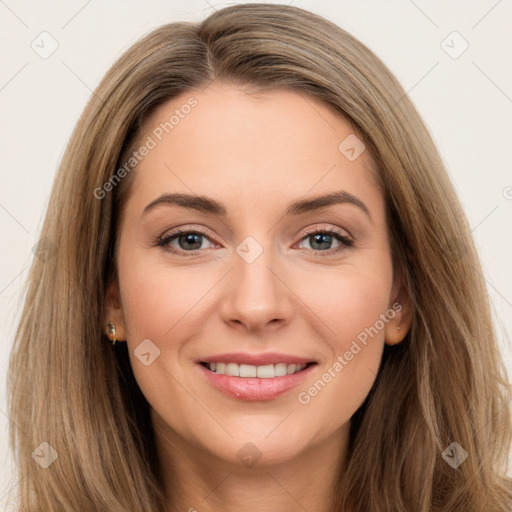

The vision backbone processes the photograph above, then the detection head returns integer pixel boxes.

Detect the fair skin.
[106,82,412,512]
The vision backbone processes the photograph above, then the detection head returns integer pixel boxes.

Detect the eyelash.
[155,224,354,257]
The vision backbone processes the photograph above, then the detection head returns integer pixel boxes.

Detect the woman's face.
[107,82,409,467]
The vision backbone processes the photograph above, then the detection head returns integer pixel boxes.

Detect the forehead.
[123,83,382,219]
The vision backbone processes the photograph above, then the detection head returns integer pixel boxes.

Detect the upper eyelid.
[301,224,352,239]
[159,224,352,247]
[162,226,220,245]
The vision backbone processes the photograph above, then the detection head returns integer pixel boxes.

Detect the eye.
[155,224,354,257]
[156,227,217,254]
[296,226,353,255]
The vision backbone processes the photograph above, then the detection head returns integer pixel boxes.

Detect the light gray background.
[1,0,511,508]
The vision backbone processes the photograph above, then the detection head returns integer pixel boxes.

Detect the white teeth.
[240,364,257,377]
[257,364,275,378]
[275,363,288,376]
[205,362,308,377]
[225,363,239,376]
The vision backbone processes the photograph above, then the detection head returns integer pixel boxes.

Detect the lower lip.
[198,363,316,401]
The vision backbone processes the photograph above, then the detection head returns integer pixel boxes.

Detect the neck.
[152,413,350,512]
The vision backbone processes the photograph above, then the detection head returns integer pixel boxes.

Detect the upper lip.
[197,352,316,366]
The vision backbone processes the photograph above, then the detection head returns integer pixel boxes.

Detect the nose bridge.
[219,233,293,330]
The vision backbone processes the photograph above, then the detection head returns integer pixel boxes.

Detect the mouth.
[200,361,315,378]
[196,354,318,401]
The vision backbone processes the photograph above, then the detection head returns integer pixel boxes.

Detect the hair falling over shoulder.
[5,3,512,511]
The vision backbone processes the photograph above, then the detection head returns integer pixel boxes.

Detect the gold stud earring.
[107,322,117,346]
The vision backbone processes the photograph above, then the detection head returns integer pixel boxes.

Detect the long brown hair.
[6,3,512,511]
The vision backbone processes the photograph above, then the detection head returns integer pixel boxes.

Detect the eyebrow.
[142,190,371,220]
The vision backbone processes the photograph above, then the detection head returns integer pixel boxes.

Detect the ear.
[105,277,127,342]
[384,274,413,346]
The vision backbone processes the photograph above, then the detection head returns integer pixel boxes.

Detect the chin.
[196,429,313,469]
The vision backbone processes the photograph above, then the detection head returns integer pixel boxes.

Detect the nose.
[218,243,294,333]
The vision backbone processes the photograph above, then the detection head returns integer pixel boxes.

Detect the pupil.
[311,233,331,250]
[180,233,201,250]
[177,233,333,251]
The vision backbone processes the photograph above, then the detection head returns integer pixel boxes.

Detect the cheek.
[118,235,393,428]
[117,256,203,410]
[293,262,392,423]
[118,252,201,342]
[332,276,391,351]
[296,259,392,350]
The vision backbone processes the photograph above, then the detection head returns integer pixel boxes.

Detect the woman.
[7,3,512,511]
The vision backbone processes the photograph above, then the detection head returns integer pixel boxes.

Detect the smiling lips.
[197,352,317,400]
[203,361,308,378]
